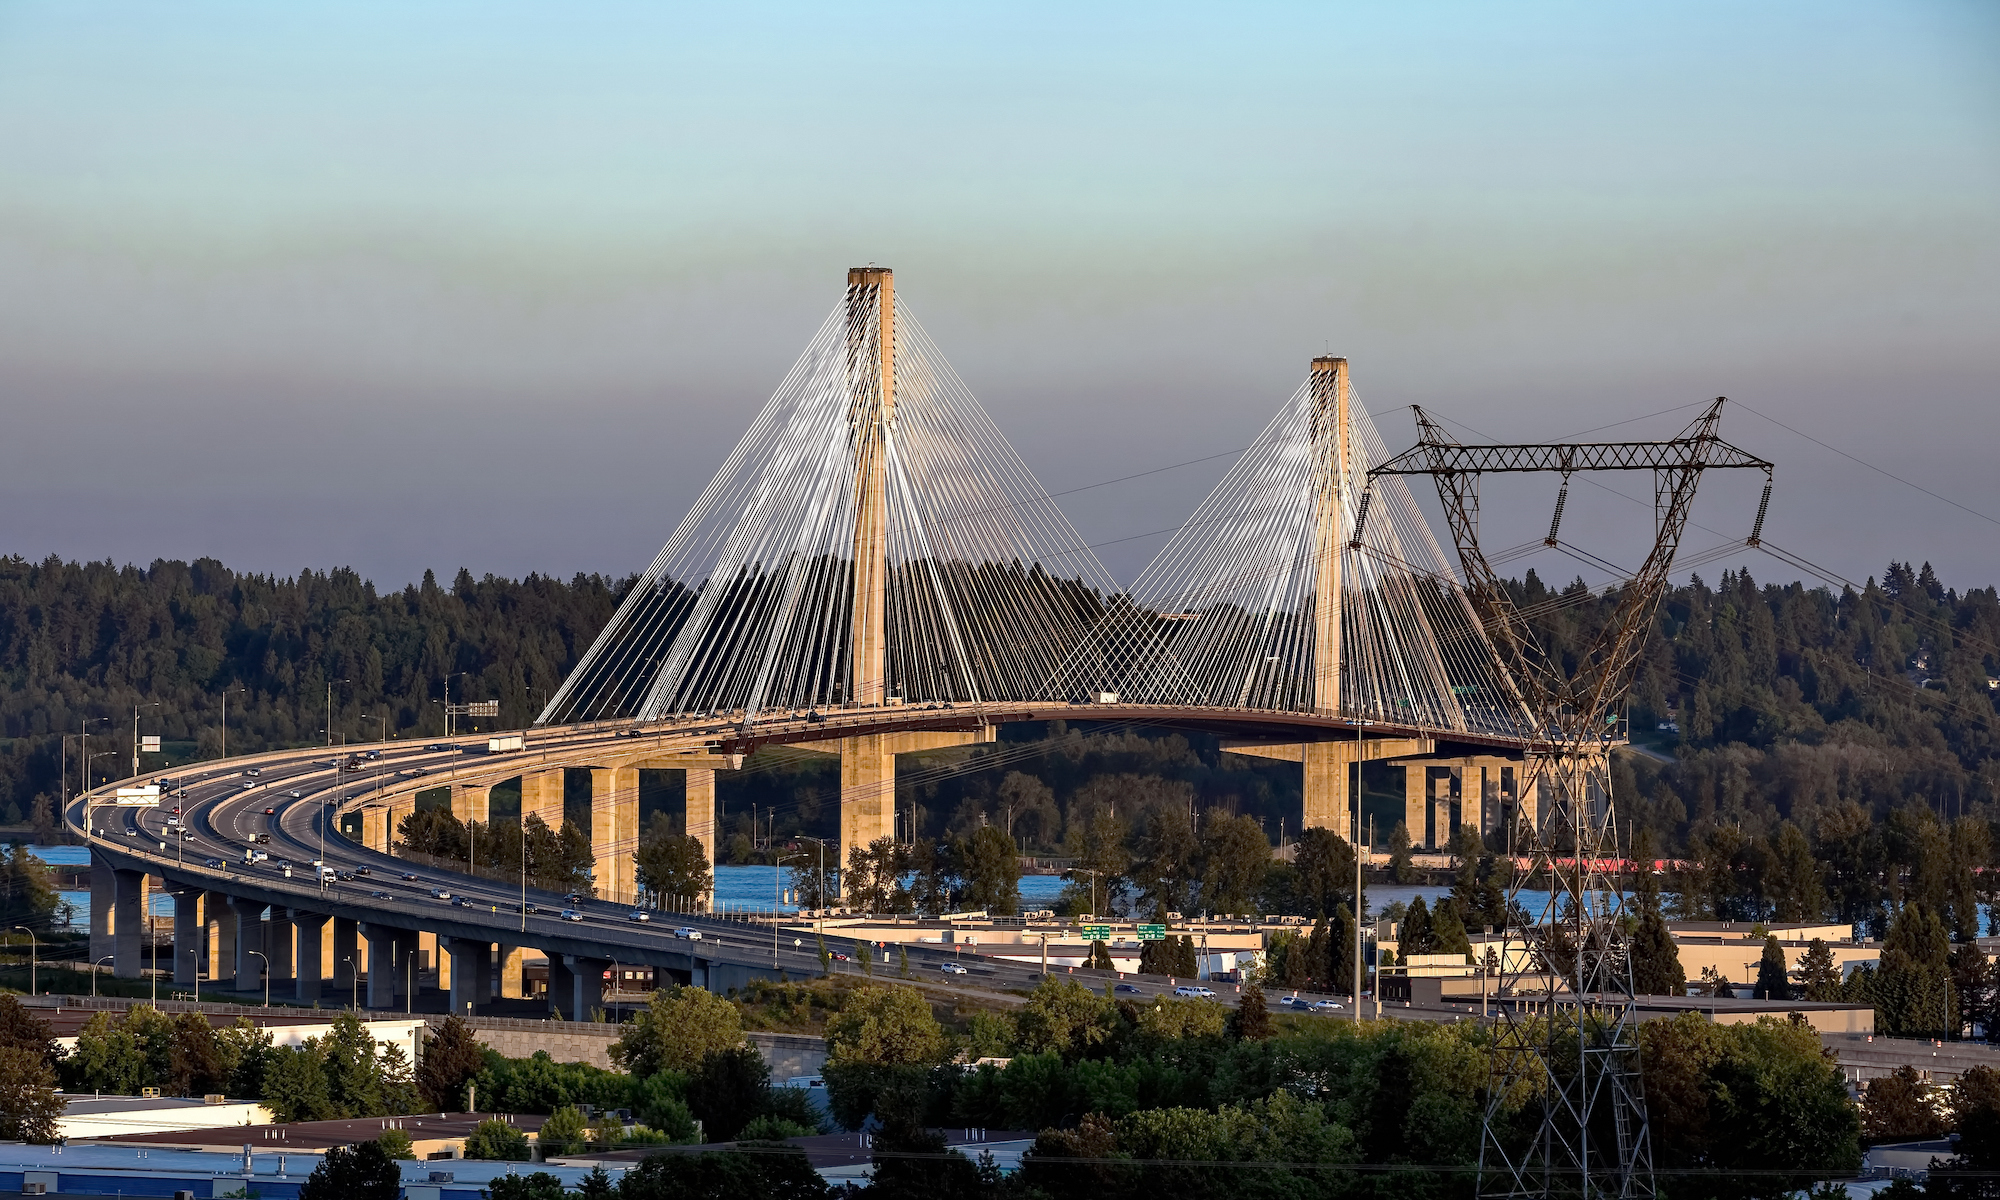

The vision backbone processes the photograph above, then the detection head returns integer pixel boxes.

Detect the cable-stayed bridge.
[513,266,1538,878]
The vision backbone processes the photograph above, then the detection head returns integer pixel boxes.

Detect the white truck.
[486,734,525,753]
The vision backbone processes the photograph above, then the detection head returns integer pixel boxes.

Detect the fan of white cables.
[1052,374,1533,738]
[538,290,1122,725]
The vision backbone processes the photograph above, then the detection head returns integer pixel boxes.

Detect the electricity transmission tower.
[1371,399,1772,1200]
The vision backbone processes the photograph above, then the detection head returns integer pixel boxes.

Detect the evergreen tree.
[1401,896,1435,957]
[1388,821,1416,883]
[1330,907,1357,995]
[1798,939,1843,1001]
[1230,983,1273,1041]
[1429,898,1472,959]
[1754,935,1790,1000]
[1856,902,1958,1039]
[1630,910,1686,996]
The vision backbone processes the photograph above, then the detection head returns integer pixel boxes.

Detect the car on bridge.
[673,927,701,940]
[1173,985,1216,999]
[1309,1000,1344,1013]
[938,962,968,975]
[1278,995,1309,1009]
[560,909,583,922]
[628,911,650,922]
[1115,983,1141,995]
[244,768,261,778]
[401,872,419,880]
[372,891,392,899]
[264,807,276,814]
[430,888,452,900]
[205,858,225,869]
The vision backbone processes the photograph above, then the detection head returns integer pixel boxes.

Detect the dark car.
[264,807,276,815]
[204,858,225,869]
[372,890,392,900]
[402,872,419,881]
[518,903,540,914]
[354,868,371,876]
[1114,983,1141,994]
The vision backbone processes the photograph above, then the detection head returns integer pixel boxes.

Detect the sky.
[1,1,1996,594]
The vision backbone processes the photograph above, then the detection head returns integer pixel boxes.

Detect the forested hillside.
[3,552,1997,892]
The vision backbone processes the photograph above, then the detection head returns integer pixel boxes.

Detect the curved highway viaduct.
[68,701,1530,1013]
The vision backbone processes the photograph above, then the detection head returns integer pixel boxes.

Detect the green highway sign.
[1136,924,1166,940]
[1081,925,1111,940]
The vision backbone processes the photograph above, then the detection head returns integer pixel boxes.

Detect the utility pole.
[325,679,348,747]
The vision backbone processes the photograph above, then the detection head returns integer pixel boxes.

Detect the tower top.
[848,266,894,285]
[1311,355,1346,371]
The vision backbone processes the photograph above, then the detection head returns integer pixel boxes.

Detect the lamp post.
[12,928,34,996]
[132,702,160,779]
[343,956,357,1010]
[219,687,245,760]
[93,955,112,997]
[248,950,270,1007]
[325,679,349,748]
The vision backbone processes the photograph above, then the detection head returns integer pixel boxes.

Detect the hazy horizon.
[3,2,1996,593]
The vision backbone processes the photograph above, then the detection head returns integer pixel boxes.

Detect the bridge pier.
[172,889,202,985]
[112,867,145,979]
[292,910,328,1004]
[361,922,401,1008]
[547,954,575,1019]
[229,897,265,994]
[498,945,525,999]
[333,917,358,994]
[1223,736,1430,840]
[565,954,608,1021]
[89,854,115,969]
[522,770,564,829]
[590,767,638,903]
[447,937,491,1016]
[208,890,236,984]
[267,909,294,987]
[792,730,996,873]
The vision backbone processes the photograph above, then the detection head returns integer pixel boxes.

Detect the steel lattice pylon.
[1372,399,1772,1200]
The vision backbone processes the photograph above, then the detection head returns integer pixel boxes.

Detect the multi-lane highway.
[70,730,1497,1028]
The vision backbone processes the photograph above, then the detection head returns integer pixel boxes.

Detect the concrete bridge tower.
[827,267,993,866]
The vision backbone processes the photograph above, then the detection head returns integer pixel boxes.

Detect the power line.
[1734,400,2000,529]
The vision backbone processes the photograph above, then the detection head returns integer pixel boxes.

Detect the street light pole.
[248,950,269,1007]
[93,955,112,997]
[343,956,357,1010]
[325,679,349,748]
[132,702,160,779]
[12,928,34,996]
[220,687,245,760]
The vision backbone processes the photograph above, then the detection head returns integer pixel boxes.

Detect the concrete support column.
[228,897,265,994]
[89,855,115,968]
[207,891,236,984]
[291,910,329,1004]
[838,734,895,861]
[498,946,525,1000]
[112,868,145,978]
[547,956,576,1019]
[266,910,294,985]
[173,889,202,985]
[1301,741,1359,834]
[333,918,358,993]
[685,769,717,887]
[564,955,608,1022]
[388,801,414,850]
[424,930,448,990]
[447,938,492,1017]
[589,767,639,903]
[361,924,397,1008]
[363,808,388,853]
[522,771,564,829]
[452,786,489,827]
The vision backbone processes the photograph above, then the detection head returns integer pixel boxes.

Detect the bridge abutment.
[172,888,202,985]
[112,868,144,978]
[291,910,328,1003]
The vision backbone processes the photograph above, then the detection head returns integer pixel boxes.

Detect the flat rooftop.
[90,1112,548,1152]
